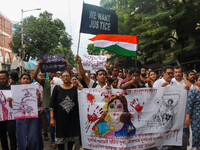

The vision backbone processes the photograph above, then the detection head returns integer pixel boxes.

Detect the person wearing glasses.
[153,66,176,150]
[153,66,176,87]
[50,71,80,150]
[75,55,108,88]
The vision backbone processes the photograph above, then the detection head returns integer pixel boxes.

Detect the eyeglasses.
[72,79,77,81]
[166,72,173,75]
[62,75,70,78]
[97,72,106,76]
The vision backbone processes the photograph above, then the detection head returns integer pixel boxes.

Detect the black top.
[0,84,10,90]
[50,85,80,143]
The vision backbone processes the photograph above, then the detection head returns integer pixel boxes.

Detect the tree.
[100,0,200,67]
[87,43,100,55]
[10,11,75,65]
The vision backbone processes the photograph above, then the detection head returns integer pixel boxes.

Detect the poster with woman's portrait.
[78,86,187,150]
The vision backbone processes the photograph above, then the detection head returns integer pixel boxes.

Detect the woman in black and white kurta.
[50,71,80,150]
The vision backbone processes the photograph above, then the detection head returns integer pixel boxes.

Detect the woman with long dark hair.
[93,95,136,136]
[16,73,43,150]
[50,71,80,150]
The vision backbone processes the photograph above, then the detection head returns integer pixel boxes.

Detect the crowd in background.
[0,55,199,150]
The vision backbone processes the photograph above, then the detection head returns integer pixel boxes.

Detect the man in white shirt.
[153,66,176,150]
[153,66,176,87]
[172,66,186,86]
[186,70,196,89]
[76,55,108,89]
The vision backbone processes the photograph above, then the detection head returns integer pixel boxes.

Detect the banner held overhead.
[80,3,118,35]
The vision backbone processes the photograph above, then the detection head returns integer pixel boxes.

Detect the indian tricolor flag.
[89,34,138,57]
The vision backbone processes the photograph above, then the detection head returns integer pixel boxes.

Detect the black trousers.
[0,121,9,150]
[7,120,17,150]
[0,120,17,150]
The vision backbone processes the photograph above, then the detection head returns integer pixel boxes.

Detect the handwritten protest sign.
[82,54,107,71]
[11,84,38,120]
[78,86,187,149]
[0,90,13,121]
[40,54,66,73]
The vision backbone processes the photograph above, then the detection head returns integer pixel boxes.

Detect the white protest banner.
[78,86,187,149]
[11,84,38,119]
[82,54,107,71]
[0,90,13,121]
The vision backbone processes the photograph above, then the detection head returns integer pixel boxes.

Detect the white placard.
[11,84,38,119]
[82,54,107,71]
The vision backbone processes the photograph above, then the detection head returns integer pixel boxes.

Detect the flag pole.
[77,32,81,55]
[135,35,138,69]
[135,55,137,69]
[77,0,84,55]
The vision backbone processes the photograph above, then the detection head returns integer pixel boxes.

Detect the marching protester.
[0,70,17,150]
[50,70,80,150]
[71,75,83,90]
[15,73,43,150]
[33,58,71,149]
[172,66,186,87]
[111,77,119,89]
[145,70,158,87]
[76,55,108,89]
[185,74,200,150]
[152,66,177,150]
[120,68,146,89]
[186,70,197,89]
[33,60,57,149]
[110,66,123,88]
[89,73,96,81]
[139,67,148,87]
[153,66,176,87]
[33,72,49,141]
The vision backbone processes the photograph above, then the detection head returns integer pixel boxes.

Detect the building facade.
[0,11,18,71]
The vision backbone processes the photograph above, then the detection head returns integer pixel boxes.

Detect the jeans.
[44,108,55,143]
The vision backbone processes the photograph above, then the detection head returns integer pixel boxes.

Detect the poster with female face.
[78,86,187,150]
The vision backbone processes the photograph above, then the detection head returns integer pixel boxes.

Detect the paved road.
[0,133,58,150]
[43,136,58,150]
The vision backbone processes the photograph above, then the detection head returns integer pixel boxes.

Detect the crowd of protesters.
[0,55,199,150]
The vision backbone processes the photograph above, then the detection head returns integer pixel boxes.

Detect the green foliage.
[87,43,100,55]
[10,11,75,66]
[99,0,200,67]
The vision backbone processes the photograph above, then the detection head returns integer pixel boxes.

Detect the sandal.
[51,143,56,149]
